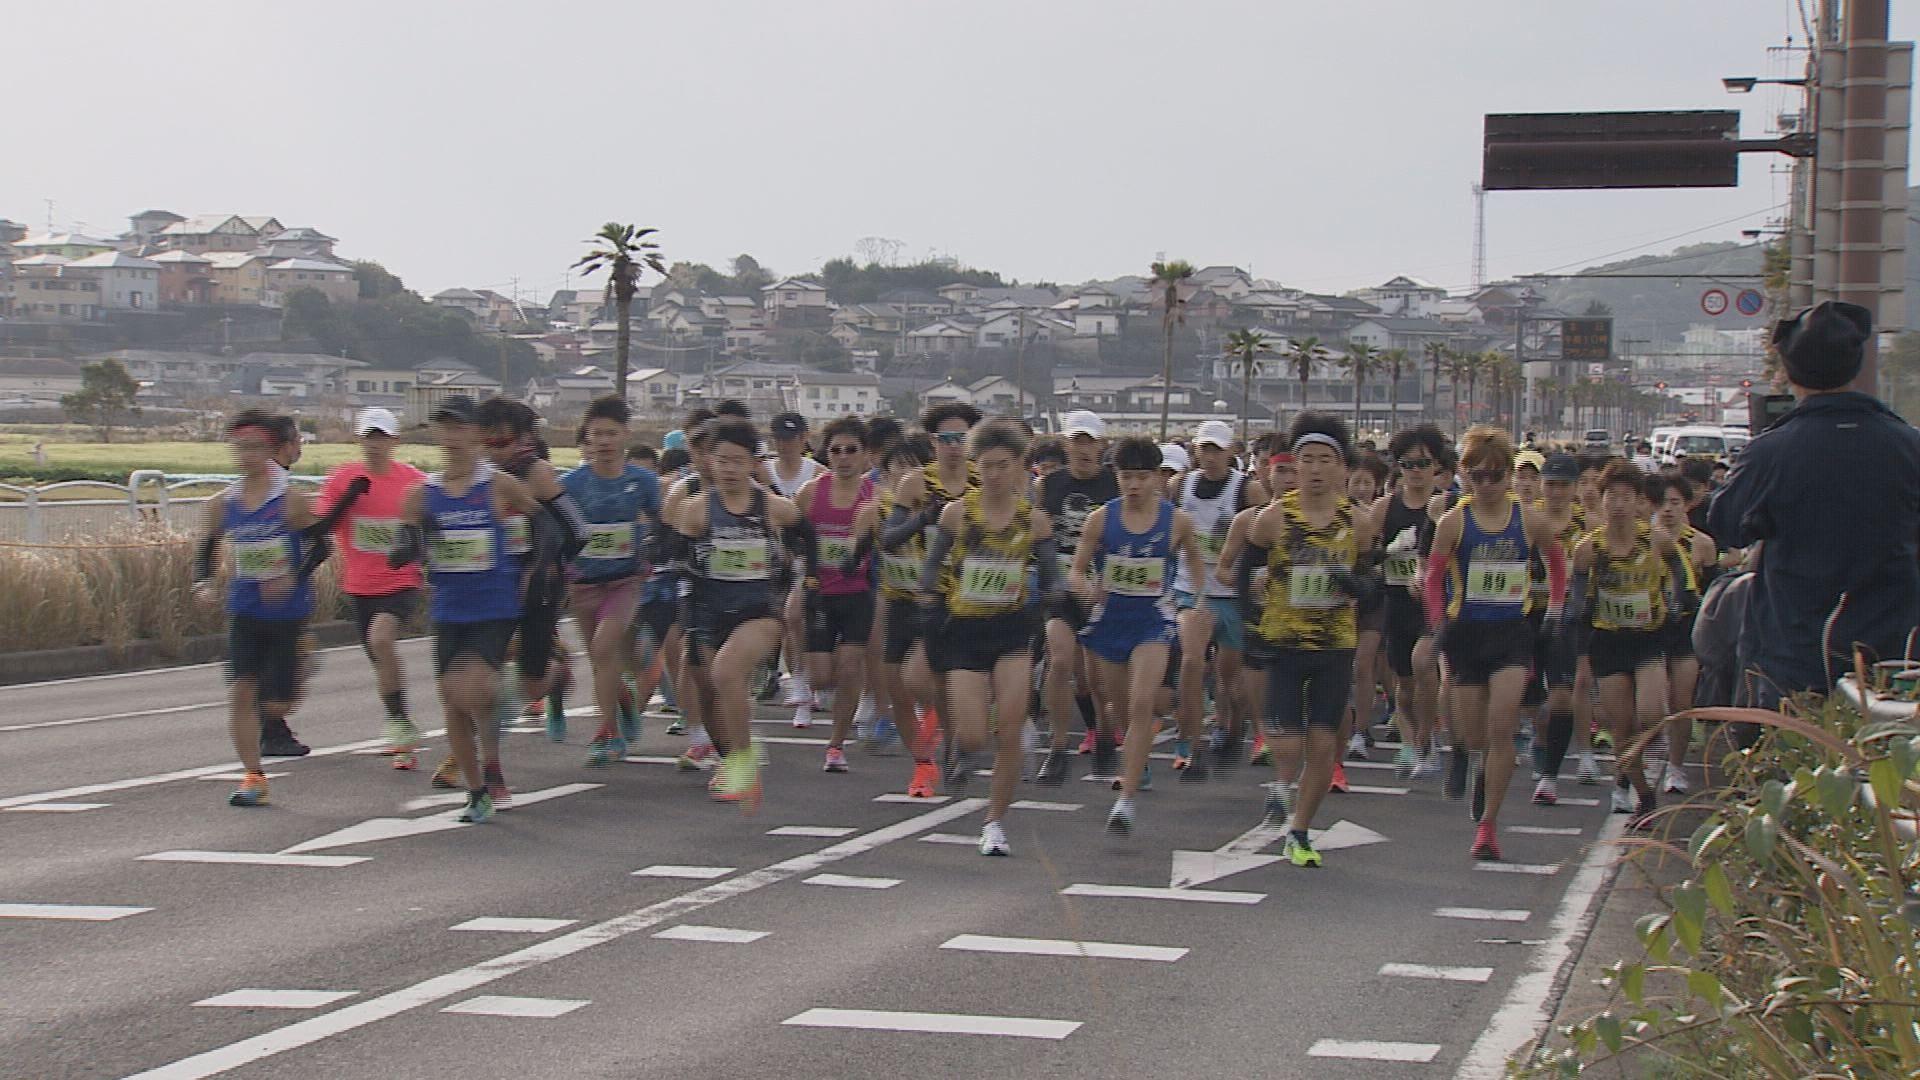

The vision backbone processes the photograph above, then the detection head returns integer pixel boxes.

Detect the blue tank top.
[693,487,779,613]
[1450,494,1532,623]
[562,463,661,584]
[1092,498,1175,620]
[222,469,313,621]
[424,463,520,624]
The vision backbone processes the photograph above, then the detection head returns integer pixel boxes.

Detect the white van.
[1648,427,1681,459]
[1665,425,1731,462]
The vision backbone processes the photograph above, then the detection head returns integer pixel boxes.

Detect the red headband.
[1269,453,1294,466]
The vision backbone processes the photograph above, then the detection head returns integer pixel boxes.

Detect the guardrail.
[0,470,321,545]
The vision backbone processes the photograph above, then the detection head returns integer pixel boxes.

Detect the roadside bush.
[1523,697,1920,1077]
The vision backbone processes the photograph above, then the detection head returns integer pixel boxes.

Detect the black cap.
[1542,452,1579,482]
[1772,300,1871,391]
[430,395,479,424]
[770,411,807,438]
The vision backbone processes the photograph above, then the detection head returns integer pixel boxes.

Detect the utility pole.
[1839,0,1891,391]
[1013,309,1027,419]
[1470,184,1487,290]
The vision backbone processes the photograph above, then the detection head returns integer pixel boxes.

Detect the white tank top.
[769,456,824,500]
[1172,468,1244,598]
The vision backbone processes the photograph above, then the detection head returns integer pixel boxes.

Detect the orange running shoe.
[1329,761,1350,793]
[907,761,940,798]
[227,771,269,807]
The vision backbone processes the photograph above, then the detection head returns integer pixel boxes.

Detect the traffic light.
[1740,378,1753,389]
[1655,381,1667,391]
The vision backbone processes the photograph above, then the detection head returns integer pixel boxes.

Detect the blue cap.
[663,429,687,451]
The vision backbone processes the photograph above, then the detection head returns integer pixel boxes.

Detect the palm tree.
[1535,377,1566,435]
[1380,347,1410,435]
[1149,259,1196,439]
[1441,348,1472,438]
[574,223,667,399]
[1339,340,1382,441]
[1224,328,1273,448]
[1286,336,1330,425]
[1484,353,1522,436]
[1422,340,1449,425]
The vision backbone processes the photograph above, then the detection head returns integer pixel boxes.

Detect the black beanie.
[1771,300,1872,391]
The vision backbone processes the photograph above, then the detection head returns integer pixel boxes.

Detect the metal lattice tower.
[1470,183,1487,290]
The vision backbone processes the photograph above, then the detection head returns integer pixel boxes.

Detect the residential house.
[1189,265,1254,300]
[700,295,763,329]
[203,252,272,305]
[62,251,160,310]
[232,352,367,399]
[10,255,101,320]
[793,370,882,420]
[761,278,829,326]
[722,326,769,354]
[155,215,261,253]
[265,258,357,306]
[0,357,84,401]
[973,309,1070,349]
[1074,285,1118,310]
[523,366,614,413]
[625,367,682,412]
[150,249,216,304]
[1050,374,1220,433]
[407,358,503,417]
[876,289,952,319]
[965,375,1028,415]
[1073,305,1122,337]
[549,287,610,328]
[125,210,185,246]
[107,349,239,393]
[13,233,116,259]
[432,287,489,320]
[904,316,977,356]
[348,363,420,408]
[1356,275,1448,318]
[256,227,337,260]
[472,289,523,330]
[1232,291,1304,326]
[1345,316,1472,358]
[936,282,981,305]
[688,360,807,416]
[1294,294,1381,333]
[964,286,1062,311]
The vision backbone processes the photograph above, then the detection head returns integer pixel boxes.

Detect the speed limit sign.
[1701,289,1729,316]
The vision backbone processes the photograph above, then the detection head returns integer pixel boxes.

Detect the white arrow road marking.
[193,990,357,1010]
[940,934,1186,962]
[140,851,367,869]
[783,1008,1079,1040]
[0,903,150,921]
[1169,819,1387,888]
[278,784,602,854]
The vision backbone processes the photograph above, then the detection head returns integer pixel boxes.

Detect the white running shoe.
[852,693,876,743]
[1611,786,1636,814]
[1576,753,1602,786]
[782,675,812,707]
[1662,765,1690,795]
[1346,733,1369,760]
[979,820,1011,857]
[791,702,813,729]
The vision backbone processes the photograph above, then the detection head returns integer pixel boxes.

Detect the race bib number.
[957,556,1023,608]
[818,535,853,569]
[882,552,921,592]
[1104,554,1165,597]
[1384,553,1420,587]
[232,537,292,581]
[352,517,400,555]
[502,514,532,556]
[430,529,494,572]
[1196,529,1226,562]
[1596,589,1653,629]
[1466,560,1528,605]
[1057,550,1082,579]
[582,522,634,562]
[1287,564,1342,609]
[708,538,770,581]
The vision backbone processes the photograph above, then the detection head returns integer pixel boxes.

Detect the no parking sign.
[1735,289,1765,316]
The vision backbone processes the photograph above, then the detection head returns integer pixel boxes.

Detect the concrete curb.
[0,620,396,686]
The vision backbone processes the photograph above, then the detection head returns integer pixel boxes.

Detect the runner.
[558,396,662,767]
[251,415,315,758]
[1423,426,1567,860]
[1232,414,1378,867]
[1036,410,1120,784]
[849,436,940,794]
[1071,437,1207,832]
[1655,474,1715,794]
[916,420,1056,855]
[1343,450,1391,773]
[1526,452,1588,806]
[316,408,427,766]
[1568,452,1613,784]
[1371,424,1452,780]
[795,416,877,773]
[853,415,906,750]
[388,395,543,823]
[191,409,321,807]
[767,411,827,725]
[663,410,722,772]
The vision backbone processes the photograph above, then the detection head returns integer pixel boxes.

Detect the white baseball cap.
[1194,420,1235,449]
[355,407,400,436]
[1158,443,1190,472]
[1062,410,1106,439]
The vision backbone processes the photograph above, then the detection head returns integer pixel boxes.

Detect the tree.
[62,358,141,443]
[1339,340,1381,441]
[574,223,666,400]
[1581,299,1614,318]
[1149,259,1196,439]
[1536,377,1566,433]
[729,254,774,294]
[352,261,411,301]
[1380,348,1411,435]
[1483,353,1522,435]
[1286,335,1330,426]
[1444,348,1474,438]
[1423,340,1450,425]
[1224,328,1273,447]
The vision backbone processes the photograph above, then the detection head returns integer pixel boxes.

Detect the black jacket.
[1706,391,1920,694]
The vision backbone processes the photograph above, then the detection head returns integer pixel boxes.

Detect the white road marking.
[280,784,602,854]
[1342,760,1397,770]
[0,701,220,734]
[1008,800,1080,811]
[783,1008,1079,1040]
[2,801,108,812]
[1435,907,1531,922]
[195,772,289,782]
[1558,798,1602,807]
[1314,820,1392,852]
[193,989,356,1010]
[1454,813,1630,1079]
[803,873,900,889]
[653,925,767,944]
[0,902,150,921]
[760,735,830,746]
[401,794,468,812]
[919,833,977,845]
[1507,825,1583,836]
[449,918,576,934]
[1308,1039,1441,1063]
[874,793,949,804]
[1380,962,1494,983]
[0,637,387,693]
[633,865,735,880]
[140,851,368,869]
[1060,884,1263,904]
[1345,785,1411,796]
[442,996,588,1019]
[1476,863,1560,876]
[940,934,1186,962]
[623,756,681,766]
[120,797,985,1080]
[766,826,857,838]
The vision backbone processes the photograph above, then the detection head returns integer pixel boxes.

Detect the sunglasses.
[1468,468,1508,484]
[1398,457,1435,470]
[827,444,862,455]
[935,431,968,444]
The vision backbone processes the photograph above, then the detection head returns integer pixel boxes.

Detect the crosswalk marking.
[1435,907,1531,922]
[2,801,107,812]
[1060,884,1263,904]
[449,918,576,934]
[940,934,1186,962]
[194,989,356,1010]
[874,793,949,804]
[632,865,735,880]
[1508,825,1583,836]
[1008,800,1080,811]
[442,995,588,1019]
[783,1007,1080,1040]
[919,833,977,845]
[0,902,150,921]
[803,873,900,890]
[653,925,768,944]
[767,826,857,838]
[1476,863,1560,876]
[140,851,368,869]
[1308,1039,1441,1062]
[1380,962,1494,983]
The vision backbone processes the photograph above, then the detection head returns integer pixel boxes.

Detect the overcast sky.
[10,1,1918,301]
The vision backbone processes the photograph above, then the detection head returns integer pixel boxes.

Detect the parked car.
[1582,428,1611,451]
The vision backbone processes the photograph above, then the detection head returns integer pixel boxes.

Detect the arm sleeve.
[1566,568,1591,628]
[193,531,219,584]
[541,490,591,561]
[1545,541,1568,613]
[302,479,365,540]
[1238,543,1268,625]
[880,502,933,551]
[783,515,820,583]
[1033,536,1059,598]
[296,533,333,581]
[918,526,955,596]
[387,523,424,569]
[1422,550,1450,631]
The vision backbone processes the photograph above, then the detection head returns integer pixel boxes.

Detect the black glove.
[388,523,424,569]
[346,475,372,498]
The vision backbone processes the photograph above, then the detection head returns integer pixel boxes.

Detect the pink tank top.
[811,475,875,596]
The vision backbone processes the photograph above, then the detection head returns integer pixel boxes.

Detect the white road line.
[1345,785,1411,796]
[195,772,289,782]
[940,934,1186,963]
[653,925,767,944]
[632,865,735,880]
[767,826,857,838]
[401,794,468,812]
[0,902,150,921]
[449,918,576,934]
[783,1008,1079,1040]
[1476,863,1560,876]
[803,873,900,890]
[119,797,986,1080]
[760,735,829,746]
[1342,760,1398,770]
[1435,907,1531,922]
[0,701,221,734]
[140,851,368,869]
[1507,825,1583,836]
[1008,800,1080,811]
[919,833,977,845]
[3,801,108,812]
[0,732,399,811]
[623,756,681,766]
[1309,1039,1442,1063]
[193,989,356,1010]
[1558,798,1602,807]
[874,793,949,804]
[442,996,587,1019]
[1380,963,1494,983]
[1059,884,1263,905]
[1454,813,1630,1079]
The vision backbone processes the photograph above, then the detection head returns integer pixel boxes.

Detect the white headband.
[1292,432,1344,458]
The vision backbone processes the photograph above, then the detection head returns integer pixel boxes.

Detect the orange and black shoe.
[907,761,940,799]
[227,771,269,808]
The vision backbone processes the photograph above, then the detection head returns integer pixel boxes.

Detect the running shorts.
[1173,589,1245,652]
[1440,618,1534,686]
[807,591,876,654]
[1078,604,1176,665]
[434,618,517,676]
[1588,627,1667,680]
[228,615,305,703]
[932,612,1033,673]
[1264,648,1356,735]
[352,588,419,652]
[883,597,922,665]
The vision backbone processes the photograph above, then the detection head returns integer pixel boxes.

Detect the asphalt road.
[0,636,1631,1079]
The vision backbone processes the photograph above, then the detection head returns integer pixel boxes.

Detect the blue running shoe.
[545,695,567,743]
[605,734,628,762]
[869,715,900,756]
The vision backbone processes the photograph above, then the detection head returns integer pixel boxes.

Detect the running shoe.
[1610,785,1636,814]
[1250,732,1272,767]
[1214,730,1245,770]
[618,703,641,746]
[1171,738,1194,772]
[431,756,462,790]
[1113,765,1154,792]
[753,664,781,703]
[457,788,494,823]
[1662,765,1690,795]
[782,675,812,707]
[1179,754,1210,783]
[714,750,762,811]
[677,742,716,771]
[1106,797,1134,835]
[483,764,512,810]
[1090,734,1118,779]
[522,696,545,720]
[384,716,421,755]
[664,719,687,736]
[1470,821,1501,861]
[1329,762,1350,794]
[1283,832,1322,868]
[823,747,850,773]
[227,771,269,808]
[944,749,971,789]
[605,733,628,761]
[1576,752,1602,786]
[708,769,728,799]
[1394,744,1419,780]
[869,714,900,756]
[545,694,567,743]
[1035,748,1070,786]
[852,693,876,744]
[1077,729,1097,755]
[1346,733,1369,761]
[791,702,813,729]
[1532,777,1559,806]
[260,732,310,758]
[392,751,418,771]
[907,761,939,798]
[1442,749,1467,801]
[586,735,614,768]
[978,820,1011,856]
[1410,750,1443,782]
[1263,781,1292,828]
[1469,757,1486,823]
